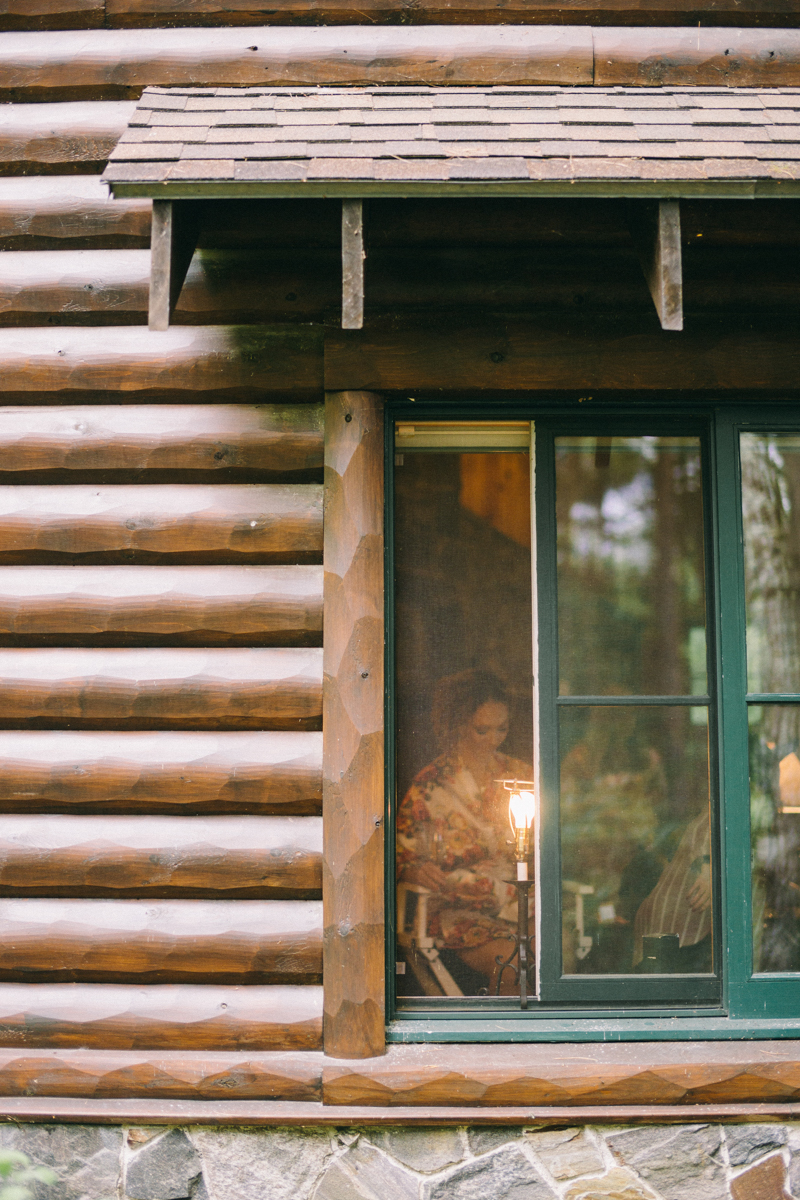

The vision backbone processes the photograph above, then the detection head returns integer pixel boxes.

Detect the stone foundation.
[3,1120,800,1200]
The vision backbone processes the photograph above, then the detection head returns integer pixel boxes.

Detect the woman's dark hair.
[432,669,510,750]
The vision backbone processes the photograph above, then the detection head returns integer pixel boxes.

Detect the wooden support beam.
[323,391,384,1059]
[149,200,203,332]
[341,200,364,331]
[627,199,683,332]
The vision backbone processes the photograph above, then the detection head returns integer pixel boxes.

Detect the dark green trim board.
[386,396,800,1040]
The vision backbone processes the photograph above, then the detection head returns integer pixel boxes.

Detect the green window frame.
[386,397,800,1043]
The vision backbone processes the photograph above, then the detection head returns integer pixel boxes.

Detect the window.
[388,402,800,1034]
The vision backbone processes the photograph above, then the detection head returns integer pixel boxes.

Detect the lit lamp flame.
[500,779,536,881]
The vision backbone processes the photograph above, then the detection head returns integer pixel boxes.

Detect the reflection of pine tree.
[742,437,800,970]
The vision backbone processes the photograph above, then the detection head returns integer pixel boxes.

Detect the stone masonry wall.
[4,1120,800,1200]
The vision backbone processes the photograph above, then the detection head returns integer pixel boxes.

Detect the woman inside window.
[397,669,533,995]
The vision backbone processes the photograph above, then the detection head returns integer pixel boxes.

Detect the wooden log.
[0,815,321,899]
[0,326,323,402]
[0,0,103,31]
[321,1042,800,1107]
[0,485,322,565]
[0,28,593,101]
[0,898,321,983]
[593,26,800,86]
[0,101,136,174]
[0,566,322,647]
[0,648,322,731]
[3,243,800,329]
[0,1048,323,1099]
[0,404,323,483]
[0,730,322,814]
[0,983,322,1048]
[101,0,800,28]
[324,315,800,393]
[0,178,150,251]
[341,200,364,332]
[149,199,204,332]
[627,199,683,332]
[323,392,384,1060]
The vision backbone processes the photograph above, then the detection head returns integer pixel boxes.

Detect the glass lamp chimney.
[506,782,536,881]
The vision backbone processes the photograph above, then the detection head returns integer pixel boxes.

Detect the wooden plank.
[0,566,322,647]
[0,647,322,731]
[594,26,800,86]
[0,730,322,814]
[0,0,103,31]
[0,178,150,251]
[323,391,384,1060]
[0,485,322,564]
[0,815,322,898]
[149,199,204,332]
[0,983,322,1048]
[0,326,323,401]
[0,899,321,983]
[627,199,683,332]
[101,0,800,28]
[0,28,593,101]
[0,101,135,174]
[324,316,800,393]
[1,1098,800,1124]
[321,1043,800,1107]
[0,1049,323,1099]
[341,200,364,332]
[0,404,323,483]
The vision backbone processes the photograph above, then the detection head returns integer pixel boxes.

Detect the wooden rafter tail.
[341,200,364,331]
[627,199,683,333]
[149,199,204,331]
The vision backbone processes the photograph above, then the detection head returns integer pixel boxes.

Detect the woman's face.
[458,700,510,759]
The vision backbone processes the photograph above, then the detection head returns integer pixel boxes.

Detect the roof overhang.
[102,83,800,333]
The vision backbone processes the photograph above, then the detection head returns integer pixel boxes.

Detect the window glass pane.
[559,705,712,975]
[555,437,706,697]
[749,704,800,972]
[394,450,534,998]
[740,435,800,694]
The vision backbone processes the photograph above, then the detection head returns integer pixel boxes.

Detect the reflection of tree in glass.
[741,437,800,972]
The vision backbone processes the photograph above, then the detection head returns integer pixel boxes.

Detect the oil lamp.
[496,779,536,1007]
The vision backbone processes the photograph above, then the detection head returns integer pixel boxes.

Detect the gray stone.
[423,1145,556,1200]
[725,1125,788,1168]
[527,1129,605,1180]
[370,1128,466,1174]
[0,1123,122,1200]
[466,1128,524,1158]
[126,1129,204,1200]
[313,1140,418,1200]
[606,1124,728,1200]
[190,1126,335,1200]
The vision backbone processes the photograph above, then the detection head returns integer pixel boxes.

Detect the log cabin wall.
[3,0,800,1186]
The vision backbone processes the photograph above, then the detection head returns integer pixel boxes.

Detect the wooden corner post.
[627,199,683,332]
[341,201,365,330]
[323,391,385,1059]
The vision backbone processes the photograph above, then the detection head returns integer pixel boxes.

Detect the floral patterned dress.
[397,750,533,950]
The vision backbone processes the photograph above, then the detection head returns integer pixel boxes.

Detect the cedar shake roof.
[103,84,800,197]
